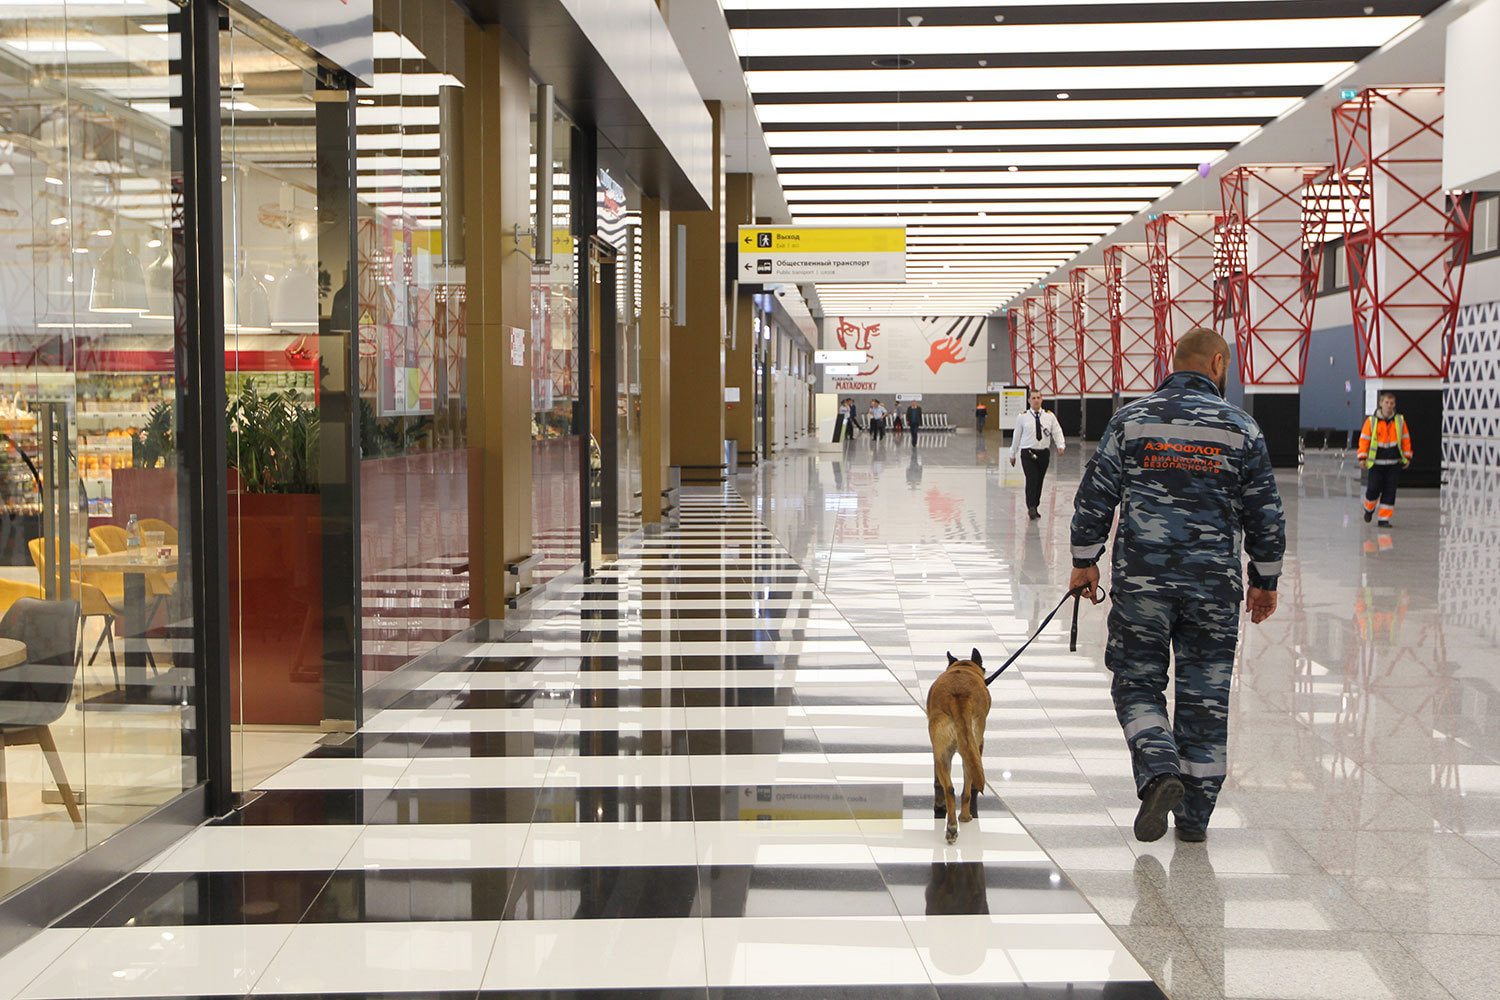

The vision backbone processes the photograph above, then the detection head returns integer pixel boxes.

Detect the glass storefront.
[353,6,471,685]
[0,0,606,919]
[0,0,197,896]
[529,87,580,584]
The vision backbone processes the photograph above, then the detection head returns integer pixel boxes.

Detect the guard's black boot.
[1133,773,1184,843]
[1363,508,1373,522]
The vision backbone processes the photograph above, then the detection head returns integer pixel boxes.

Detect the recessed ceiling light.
[44,176,62,186]
[1008,166,1019,172]
[906,14,923,27]
[49,217,66,226]
[871,56,914,69]
[95,228,112,237]
[1056,92,1070,100]
[977,59,988,66]
[994,14,1005,22]
[147,239,162,248]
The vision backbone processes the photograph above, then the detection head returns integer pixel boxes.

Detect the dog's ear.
[971,647,983,666]
[946,651,957,665]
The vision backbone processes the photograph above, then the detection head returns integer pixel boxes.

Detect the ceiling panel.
[726,0,1443,314]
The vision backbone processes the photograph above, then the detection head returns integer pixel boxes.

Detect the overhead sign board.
[815,350,867,365]
[823,365,861,376]
[737,226,905,284]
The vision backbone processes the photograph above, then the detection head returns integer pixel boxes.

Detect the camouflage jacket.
[1070,370,1286,600]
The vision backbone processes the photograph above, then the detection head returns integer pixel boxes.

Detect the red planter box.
[227,492,323,725]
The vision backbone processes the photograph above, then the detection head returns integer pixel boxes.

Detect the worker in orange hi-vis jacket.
[1357,390,1413,528]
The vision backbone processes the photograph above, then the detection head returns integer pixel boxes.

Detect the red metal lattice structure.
[1146,212,1223,382]
[1105,243,1156,395]
[1007,306,1028,387]
[1071,265,1114,396]
[1331,86,1476,379]
[1023,296,1054,393]
[1219,164,1329,386]
[1045,282,1082,397]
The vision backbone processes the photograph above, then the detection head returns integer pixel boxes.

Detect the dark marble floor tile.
[71,871,334,926]
[370,788,541,825]
[815,736,934,755]
[479,991,705,1000]
[566,687,678,709]
[377,690,463,713]
[504,865,701,920]
[453,689,566,710]
[531,785,695,824]
[878,862,1092,917]
[54,872,150,928]
[305,868,519,922]
[677,687,796,708]
[308,733,433,759]
[469,656,551,673]
[711,989,937,1000]
[233,789,391,826]
[416,731,564,757]
[686,729,824,755]
[551,729,693,756]
[936,986,1167,1000]
[686,783,905,822]
[254,993,478,1000]
[699,864,897,918]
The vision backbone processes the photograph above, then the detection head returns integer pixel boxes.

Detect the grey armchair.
[0,597,84,831]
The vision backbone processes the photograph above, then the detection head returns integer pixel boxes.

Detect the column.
[723,172,756,466]
[669,101,726,483]
[463,24,533,616]
[639,195,671,523]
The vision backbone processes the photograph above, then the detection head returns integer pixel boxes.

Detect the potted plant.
[112,401,179,528]
[225,381,324,725]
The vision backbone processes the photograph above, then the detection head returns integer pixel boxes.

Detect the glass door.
[0,0,198,896]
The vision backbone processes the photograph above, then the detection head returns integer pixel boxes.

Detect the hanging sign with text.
[736,227,905,284]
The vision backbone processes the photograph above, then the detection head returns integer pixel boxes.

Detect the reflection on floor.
[744,430,1496,1000]
[0,487,1163,999]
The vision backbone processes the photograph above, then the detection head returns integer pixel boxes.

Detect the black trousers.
[1021,448,1050,511]
[871,421,885,441]
[1365,464,1400,517]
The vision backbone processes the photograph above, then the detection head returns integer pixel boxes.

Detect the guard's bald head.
[1173,328,1231,372]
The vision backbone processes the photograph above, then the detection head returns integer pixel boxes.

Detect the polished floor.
[2,427,1495,1000]
[742,430,1497,1000]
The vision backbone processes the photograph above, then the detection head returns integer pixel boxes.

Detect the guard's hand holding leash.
[1068,565,1103,605]
[984,581,1109,686]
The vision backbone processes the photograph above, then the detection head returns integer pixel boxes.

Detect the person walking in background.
[975,399,988,433]
[868,399,887,442]
[842,398,859,441]
[892,405,905,442]
[1069,329,1285,844]
[1357,391,1412,528]
[1009,390,1066,520]
[908,402,923,446]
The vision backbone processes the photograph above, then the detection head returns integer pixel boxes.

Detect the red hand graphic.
[925,336,967,373]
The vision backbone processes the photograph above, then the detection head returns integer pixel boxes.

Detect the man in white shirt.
[1009,390,1066,519]
[868,400,887,442]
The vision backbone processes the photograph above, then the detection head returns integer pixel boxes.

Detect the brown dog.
[926,648,991,843]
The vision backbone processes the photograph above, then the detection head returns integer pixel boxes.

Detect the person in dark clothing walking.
[1069,329,1286,844]
[908,403,923,446]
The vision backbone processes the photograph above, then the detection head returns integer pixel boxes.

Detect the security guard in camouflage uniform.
[1068,329,1285,843]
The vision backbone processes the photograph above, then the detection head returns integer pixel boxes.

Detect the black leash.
[984,584,1107,686]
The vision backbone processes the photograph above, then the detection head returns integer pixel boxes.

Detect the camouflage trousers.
[1105,589,1239,831]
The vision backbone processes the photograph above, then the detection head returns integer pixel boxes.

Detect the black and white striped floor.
[0,490,1164,1000]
